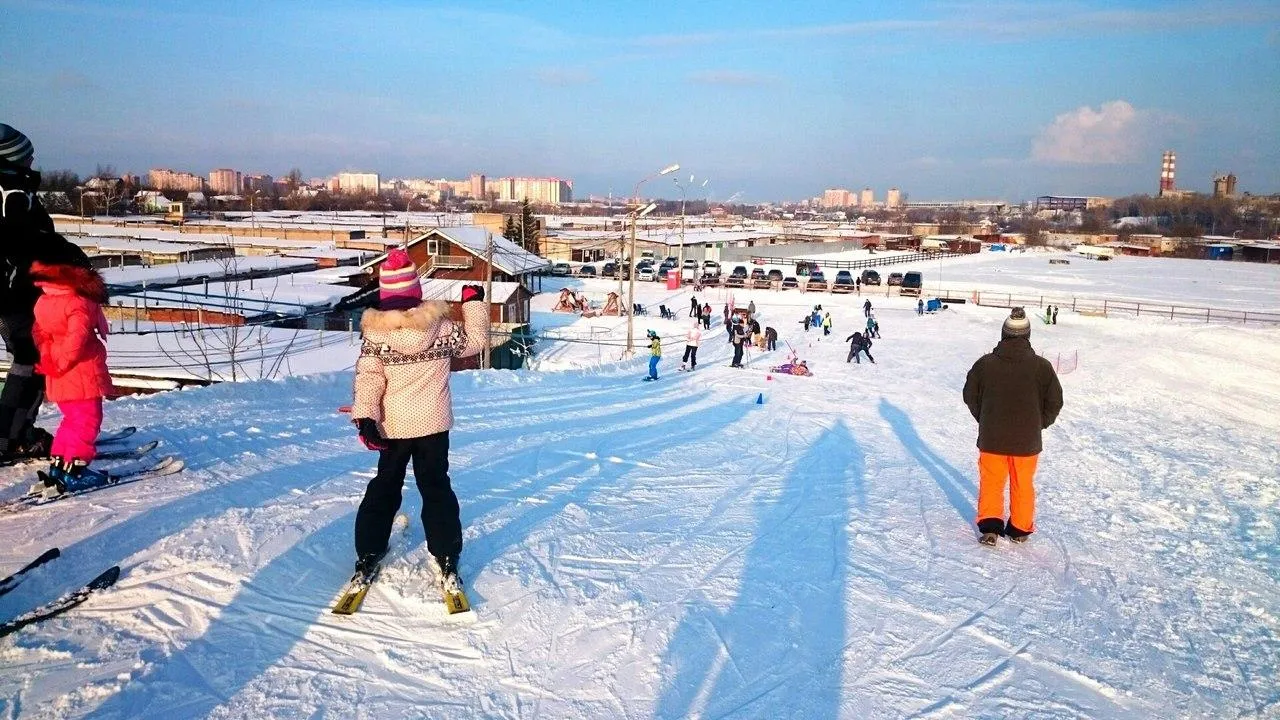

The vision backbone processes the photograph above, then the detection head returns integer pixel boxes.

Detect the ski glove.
[461,284,485,303]
[354,418,387,451]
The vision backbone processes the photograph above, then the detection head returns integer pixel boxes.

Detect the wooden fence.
[964,292,1280,325]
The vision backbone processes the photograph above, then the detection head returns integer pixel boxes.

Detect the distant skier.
[917,298,925,316]
[681,322,701,371]
[856,277,861,294]
[690,295,699,318]
[863,299,873,318]
[350,249,488,591]
[962,307,1064,546]
[747,300,756,319]
[845,331,874,364]
[1052,306,1059,325]
[822,311,832,336]
[764,326,777,351]
[645,329,662,380]
[30,255,114,492]
[702,302,712,330]
[1045,306,1052,324]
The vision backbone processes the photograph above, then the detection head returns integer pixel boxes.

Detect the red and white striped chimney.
[1159,150,1176,195]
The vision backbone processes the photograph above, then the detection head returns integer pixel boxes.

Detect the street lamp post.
[672,175,708,285]
[625,163,679,355]
[403,193,426,246]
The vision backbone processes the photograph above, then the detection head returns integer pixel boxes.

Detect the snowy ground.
[1,252,1278,718]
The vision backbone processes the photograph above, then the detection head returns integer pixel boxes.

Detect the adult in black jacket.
[764,326,777,351]
[0,124,93,462]
[962,307,1063,543]
[729,319,746,367]
[844,331,874,363]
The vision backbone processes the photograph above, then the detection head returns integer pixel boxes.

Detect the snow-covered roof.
[101,256,318,288]
[428,226,549,275]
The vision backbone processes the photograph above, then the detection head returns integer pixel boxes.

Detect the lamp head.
[659,164,680,176]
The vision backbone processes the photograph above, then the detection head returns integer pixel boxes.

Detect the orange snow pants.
[976,451,1038,536]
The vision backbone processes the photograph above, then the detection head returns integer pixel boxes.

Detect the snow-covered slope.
[1,254,1278,719]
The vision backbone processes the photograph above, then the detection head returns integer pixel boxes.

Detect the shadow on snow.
[655,420,863,720]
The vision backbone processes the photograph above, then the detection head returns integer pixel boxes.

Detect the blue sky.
[1,0,1277,202]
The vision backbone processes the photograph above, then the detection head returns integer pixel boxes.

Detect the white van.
[681,258,700,283]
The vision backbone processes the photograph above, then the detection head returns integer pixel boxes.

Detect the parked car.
[860,269,881,285]
[834,270,854,286]
[659,258,678,273]
[681,258,700,282]
[887,272,904,286]
[767,269,784,281]
[551,262,572,276]
[750,268,766,281]
[636,266,657,282]
[731,265,749,278]
[808,270,827,284]
[900,271,923,296]
[781,276,799,289]
[601,262,618,278]
[576,265,597,278]
[702,260,722,277]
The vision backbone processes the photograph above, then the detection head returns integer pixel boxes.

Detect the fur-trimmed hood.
[360,299,450,333]
[30,261,108,304]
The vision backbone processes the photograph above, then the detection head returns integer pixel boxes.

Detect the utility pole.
[482,231,494,369]
[625,212,638,355]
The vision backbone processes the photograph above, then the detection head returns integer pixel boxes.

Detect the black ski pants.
[0,313,44,453]
[355,431,461,562]
[682,345,698,368]
[731,342,744,367]
[766,337,776,351]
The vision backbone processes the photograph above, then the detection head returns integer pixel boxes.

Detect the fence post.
[1103,300,1108,314]
[1207,308,1212,322]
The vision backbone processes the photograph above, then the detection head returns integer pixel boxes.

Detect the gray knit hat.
[0,124,34,167]
[1002,307,1031,339]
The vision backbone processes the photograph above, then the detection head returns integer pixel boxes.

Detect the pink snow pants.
[51,399,103,462]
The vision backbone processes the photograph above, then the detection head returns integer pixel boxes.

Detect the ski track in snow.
[1,254,1279,719]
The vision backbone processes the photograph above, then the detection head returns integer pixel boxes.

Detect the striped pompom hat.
[378,249,422,310]
[0,124,34,167]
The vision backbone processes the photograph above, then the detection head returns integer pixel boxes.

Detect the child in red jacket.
[29,259,113,492]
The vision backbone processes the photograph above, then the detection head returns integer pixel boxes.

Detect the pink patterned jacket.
[352,299,488,439]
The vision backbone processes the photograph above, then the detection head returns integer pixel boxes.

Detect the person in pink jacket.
[350,249,488,589]
[29,259,113,491]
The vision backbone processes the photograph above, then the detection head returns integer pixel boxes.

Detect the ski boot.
[978,532,999,546]
[354,551,385,579]
[44,459,111,497]
[1008,535,1029,544]
[435,554,462,592]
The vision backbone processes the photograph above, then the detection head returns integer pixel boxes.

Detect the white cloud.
[688,70,773,86]
[533,68,596,87]
[1030,100,1151,164]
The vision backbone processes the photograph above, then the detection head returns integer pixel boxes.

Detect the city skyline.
[2,0,1278,202]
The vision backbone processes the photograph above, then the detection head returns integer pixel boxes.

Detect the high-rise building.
[1159,151,1176,196]
[469,173,486,200]
[336,172,380,194]
[209,168,242,194]
[243,174,274,195]
[822,189,854,208]
[886,188,902,209]
[148,168,205,192]
[860,187,874,207]
[495,177,573,204]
